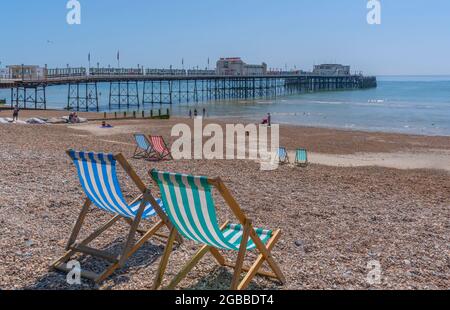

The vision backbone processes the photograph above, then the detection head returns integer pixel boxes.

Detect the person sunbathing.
[101,121,113,128]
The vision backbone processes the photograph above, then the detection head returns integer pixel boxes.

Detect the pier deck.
[1,74,377,111]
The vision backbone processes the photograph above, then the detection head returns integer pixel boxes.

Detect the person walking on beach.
[202,108,206,118]
[189,109,192,118]
[267,113,272,127]
[12,105,20,122]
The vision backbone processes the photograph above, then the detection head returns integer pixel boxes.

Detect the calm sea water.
[1,76,449,136]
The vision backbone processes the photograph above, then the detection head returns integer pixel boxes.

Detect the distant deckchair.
[295,148,308,167]
[133,133,158,160]
[277,147,290,164]
[150,170,286,290]
[52,150,175,283]
[149,135,173,160]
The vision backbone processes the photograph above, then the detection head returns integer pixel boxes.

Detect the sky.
[1,0,450,75]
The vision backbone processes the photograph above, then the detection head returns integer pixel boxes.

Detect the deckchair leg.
[167,245,211,290]
[51,214,122,274]
[118,199,147,267]
[93,220,165,284]
[231,220,251,290]
[153,227,177,290]
[66,199,91,250]
[209,248,227,266]
[238,229,285,290]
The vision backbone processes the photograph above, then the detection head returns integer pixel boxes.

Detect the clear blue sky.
[1,0,450,75]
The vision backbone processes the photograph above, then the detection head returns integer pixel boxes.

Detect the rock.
[295,240,304,247]
[47,117,68,124]
[26,118,47,125]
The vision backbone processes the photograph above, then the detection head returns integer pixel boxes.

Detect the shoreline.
[1,108,449,138]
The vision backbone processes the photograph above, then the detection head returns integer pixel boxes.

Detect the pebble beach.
[0,112,449,290]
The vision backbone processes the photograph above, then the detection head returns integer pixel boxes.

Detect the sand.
[0,112,449,290]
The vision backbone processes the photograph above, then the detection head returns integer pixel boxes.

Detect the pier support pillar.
[11,85,46,110]
[109,81,139,110]
[68,82,99,111]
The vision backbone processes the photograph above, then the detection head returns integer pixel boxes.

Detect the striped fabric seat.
[151,170,272,251]
[134,134,152,152]
[295,148,308,165]
[277,147,289,163]
[69,150,163,219]
[149,136,172,159]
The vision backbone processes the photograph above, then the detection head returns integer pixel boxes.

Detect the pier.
[1,69,377,111]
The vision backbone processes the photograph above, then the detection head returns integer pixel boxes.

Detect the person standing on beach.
[194,109,198,118]
[202,108,206,118]
[189,109,192,118]
[267,113,272,127]
[12,105,19,122]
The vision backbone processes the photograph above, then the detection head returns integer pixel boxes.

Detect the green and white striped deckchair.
[150,170,286,290]
[295,148,308,167]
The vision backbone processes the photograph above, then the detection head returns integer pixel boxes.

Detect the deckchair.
[133,133,158,160]
[150,170,286,290]
[277,147,290,164]
[149,135,173,160]
[51,150,175,283]
[295,148,308,167]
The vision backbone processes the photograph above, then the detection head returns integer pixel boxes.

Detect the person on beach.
[194,109,198,118]
[189,110,192,118]
[267,113,272,127]
[101,120,113,128]
[12,105,19,122]
[202,108,206,118]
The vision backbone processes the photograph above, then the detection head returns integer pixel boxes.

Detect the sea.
[1,75,449,136]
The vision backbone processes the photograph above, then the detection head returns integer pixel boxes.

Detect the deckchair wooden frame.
[148,135,173,161]
[132,134,159,161]
[295,148,309,168]
[51,152,179,284]
[151,176,286,291]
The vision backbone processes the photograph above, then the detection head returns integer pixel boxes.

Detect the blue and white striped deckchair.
[277,147,290,164]
[133,133,158,160]
[52,150,170,284]
[295,148,309,167]
[150,170,286,290]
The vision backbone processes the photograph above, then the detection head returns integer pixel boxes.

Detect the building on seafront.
[313,64,350,76]
[7,65,46,80]
[0,67,10,79]
[216,57,267,76]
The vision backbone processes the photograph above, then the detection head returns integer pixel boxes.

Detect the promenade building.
[216,58,267,76]
[313,64,350,76]
[7,65,46,80]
